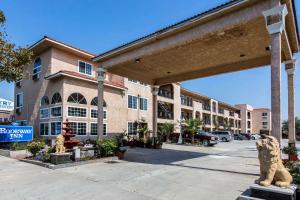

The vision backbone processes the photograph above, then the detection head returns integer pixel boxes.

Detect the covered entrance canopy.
[93,0,299,146]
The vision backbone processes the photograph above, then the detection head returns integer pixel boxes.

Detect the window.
[41,96,49,106]
[91,109,107,119]
[91,109,97,118]
[90,123,97,135]
[51,122,61,135]
[128,95,138,109]
[247,121,251,129]
[139,97,148,111]
[262,122,268,125]
[16,93,23,108]
[90,97,107,107]
[33,57,42,74]
[67,93,87,104]
[68,107,87,117]
[69,122,87,135]
[262,112,268,116]
[40,123,49,136]
[90,123,107,136]
[247,112,251,119]
[79,61,92,75]
[40,108,49,119]
[128,122,137,135]
[51,93,62,104]
[51,106,62,117]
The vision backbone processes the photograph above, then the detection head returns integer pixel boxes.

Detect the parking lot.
[0,140,261,200]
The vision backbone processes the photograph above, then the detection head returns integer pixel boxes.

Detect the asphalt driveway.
[0,140,260,200]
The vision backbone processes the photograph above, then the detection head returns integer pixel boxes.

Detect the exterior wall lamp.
[262,4,288,35]
[96,68,106,82]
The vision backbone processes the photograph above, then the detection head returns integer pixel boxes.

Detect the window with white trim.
[79,61,92,75]
[51,122,61,135]
[69,122,87,135]
[40,108,49,119]
[40,123,49,136]
[51,106,62,117]
[90,109,106,119]
[68,107,87,117]
[33,57,42,75]
[128,95,137,109]
[90,123,107,136]
[139,97,148,111]
[128,122,137,135]
[16,93,23,108]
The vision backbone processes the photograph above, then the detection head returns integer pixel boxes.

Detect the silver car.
[212,131,233,142]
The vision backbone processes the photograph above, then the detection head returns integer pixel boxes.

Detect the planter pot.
[289,154,298,161]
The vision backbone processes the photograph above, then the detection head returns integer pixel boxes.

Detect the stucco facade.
[15,37,273,141]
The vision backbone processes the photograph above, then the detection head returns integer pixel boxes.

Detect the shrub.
[286,161,300,185]
[26,140,45,156]
[11,142,27,150]
[283,146,297,155]
[96,139,118,157]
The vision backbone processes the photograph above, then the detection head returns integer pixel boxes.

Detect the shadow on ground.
[124,146,259,177]
[124,147,209,165]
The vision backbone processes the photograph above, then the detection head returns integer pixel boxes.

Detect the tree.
[282,117,300,135]
[184,118,203,144]
[0,10,32,82]
[158,122,174,142]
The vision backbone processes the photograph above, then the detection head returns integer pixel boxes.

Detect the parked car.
[234,133,247,140]
[195,130,219,146]
[240,133,251,140]
[212,131,233,142]
[251,134,261,140]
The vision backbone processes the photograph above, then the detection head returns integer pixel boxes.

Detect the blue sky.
[0,0,299,120]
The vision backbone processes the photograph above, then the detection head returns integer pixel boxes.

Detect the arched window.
[91,97,107,107]
[33,58,42,74]
[40,96,49,106]
[67,93,87,104]
[51,93,62,104]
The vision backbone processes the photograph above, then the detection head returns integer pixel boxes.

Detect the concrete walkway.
[0,141,259,200]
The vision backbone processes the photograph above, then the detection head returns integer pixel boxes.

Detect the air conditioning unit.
[16,81,22,88]
[16,107,22,115]
[32,73,40,81]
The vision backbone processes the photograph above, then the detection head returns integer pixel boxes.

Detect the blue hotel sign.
[0,126,33,142]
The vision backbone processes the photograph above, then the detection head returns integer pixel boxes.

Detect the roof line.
[45,71,126,90]
[30,36,96,57]
[93,0,248,61]
[180,87,239,111]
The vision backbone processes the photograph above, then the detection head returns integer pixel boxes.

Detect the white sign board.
[0,98,14,111]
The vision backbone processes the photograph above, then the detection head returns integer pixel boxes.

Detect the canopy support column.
[263,4,288,146]
[285,59,296,147]
[151,85,159,148]
[97,68,106,140]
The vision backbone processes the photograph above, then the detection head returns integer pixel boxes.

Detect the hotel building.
[14,37,270,140]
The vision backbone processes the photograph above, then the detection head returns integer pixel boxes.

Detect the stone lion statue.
[55,134,66,153]
[255,135,292,187]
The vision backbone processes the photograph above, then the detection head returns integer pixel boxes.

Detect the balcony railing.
[158,89,173,99]
[203,104,211,111]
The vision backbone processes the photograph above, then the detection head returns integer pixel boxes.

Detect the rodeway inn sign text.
[0,126,33,142]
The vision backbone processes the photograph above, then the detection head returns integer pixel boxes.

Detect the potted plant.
[283,146,298,161]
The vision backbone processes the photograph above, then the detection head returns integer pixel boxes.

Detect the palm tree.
[158,122,174,142]
[184,118,203,144]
